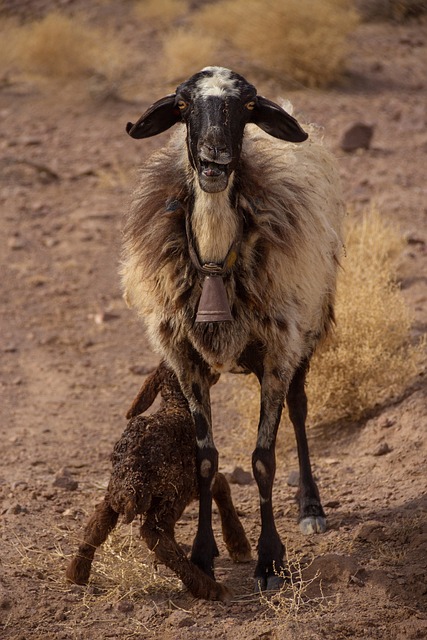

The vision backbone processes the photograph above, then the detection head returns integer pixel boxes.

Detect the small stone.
[11,481,28,490]
[287,470,300,487]
[54,610,67,622]
[403,230,425,246]
[0,585,12,610]
[354,521,387,543]
[7,237,26,250]
[53,468,78,491]
[340,123,374,152]
[372,442,392,456]
[93,311,119,325]
[324,458,339,465]
[8,503,25,515]
[349,568,367,587]
[116,599,134,614]
[167,610,195,628]
[129,364,156,376]
[4,344,18,353]
[227,466,253,485]
[378,416,395,429]
[324,500,340,509]
[44,237,59,248]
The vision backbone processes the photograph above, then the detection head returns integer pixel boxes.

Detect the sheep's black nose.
[199,143,231,164]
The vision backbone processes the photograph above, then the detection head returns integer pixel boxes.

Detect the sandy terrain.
[0,5,426,639]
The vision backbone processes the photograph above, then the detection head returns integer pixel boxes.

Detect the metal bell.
[195,275,233,323]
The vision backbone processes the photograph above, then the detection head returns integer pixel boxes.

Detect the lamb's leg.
[66,501,119,585]
[212,472,252,562]
[252,366,289,592]
[287,359,326,534]
[141,520,231,602]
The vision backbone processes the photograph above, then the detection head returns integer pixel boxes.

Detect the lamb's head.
[126,67,308,193]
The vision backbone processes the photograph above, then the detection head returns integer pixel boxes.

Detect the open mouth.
[199,159,229,178]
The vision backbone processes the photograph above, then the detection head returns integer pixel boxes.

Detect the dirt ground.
[1,5,426,640]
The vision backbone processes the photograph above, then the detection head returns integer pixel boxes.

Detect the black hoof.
[254,574,285,593]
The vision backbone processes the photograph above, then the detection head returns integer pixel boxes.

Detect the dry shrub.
[308,209,423,424]
[237,210,423,429]
[258,546,334,619]
[83,525,182,599]
[0,12,123,83]
[133,0,189,24]
[5,521,179,636]
[159,27,225,83]
[10,520,181,602]
[186,0,359,87]
[356,0,427,22]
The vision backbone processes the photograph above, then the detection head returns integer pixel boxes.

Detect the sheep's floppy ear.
[250,96,308,143]
[126,94,180,139]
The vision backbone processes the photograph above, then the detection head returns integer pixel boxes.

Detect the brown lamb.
[66,362,251,601]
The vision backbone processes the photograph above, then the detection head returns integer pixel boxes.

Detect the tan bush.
[159,27,226,83]
[188,0,359,87]
[307,209,422,424]
[356,0,427,22]
[238,210,423,429]
[133,0,189,24]
[0,12,123,82]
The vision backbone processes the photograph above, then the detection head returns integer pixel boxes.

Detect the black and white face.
[126,66,308,194]
[175,67,258,193]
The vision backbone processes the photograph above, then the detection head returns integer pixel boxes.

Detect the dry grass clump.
[257,546,333,619]
[356,0,427,22]
[5,522,177,636]
[133,0,189,24]
[81,525,183,600]
[237,210,423,429]
[160,27,225,83]
[307,209,422,425]
[156,0,359,88]
[0,12,124,84]
[10,520,181,602]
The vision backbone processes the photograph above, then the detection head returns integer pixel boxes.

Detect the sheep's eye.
[245,101,256,111]
[177,100,188,111]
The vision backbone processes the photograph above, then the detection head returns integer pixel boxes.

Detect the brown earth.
[1,5,426,639]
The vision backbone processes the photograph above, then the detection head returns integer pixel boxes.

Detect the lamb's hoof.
[65,557,91,585]
[254,574,284,593]
[218,584,233,603]
[229,546,252,563]
[299,515,327,535]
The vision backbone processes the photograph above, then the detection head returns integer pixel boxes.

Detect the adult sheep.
[122,66,345,593]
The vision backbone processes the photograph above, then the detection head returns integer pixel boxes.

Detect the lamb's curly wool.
[66,363,251,601]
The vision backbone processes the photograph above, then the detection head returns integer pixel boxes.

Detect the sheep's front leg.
[252,369,288,592]
[191,405,219,579]
[170,345,219,579]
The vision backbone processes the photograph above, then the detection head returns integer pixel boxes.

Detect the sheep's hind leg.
[287,359,326,535]
[66,501,119,585]
[212,472,252,563]
[141,519,231,601]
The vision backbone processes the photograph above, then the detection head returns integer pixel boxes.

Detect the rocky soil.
[0,5,426,639]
